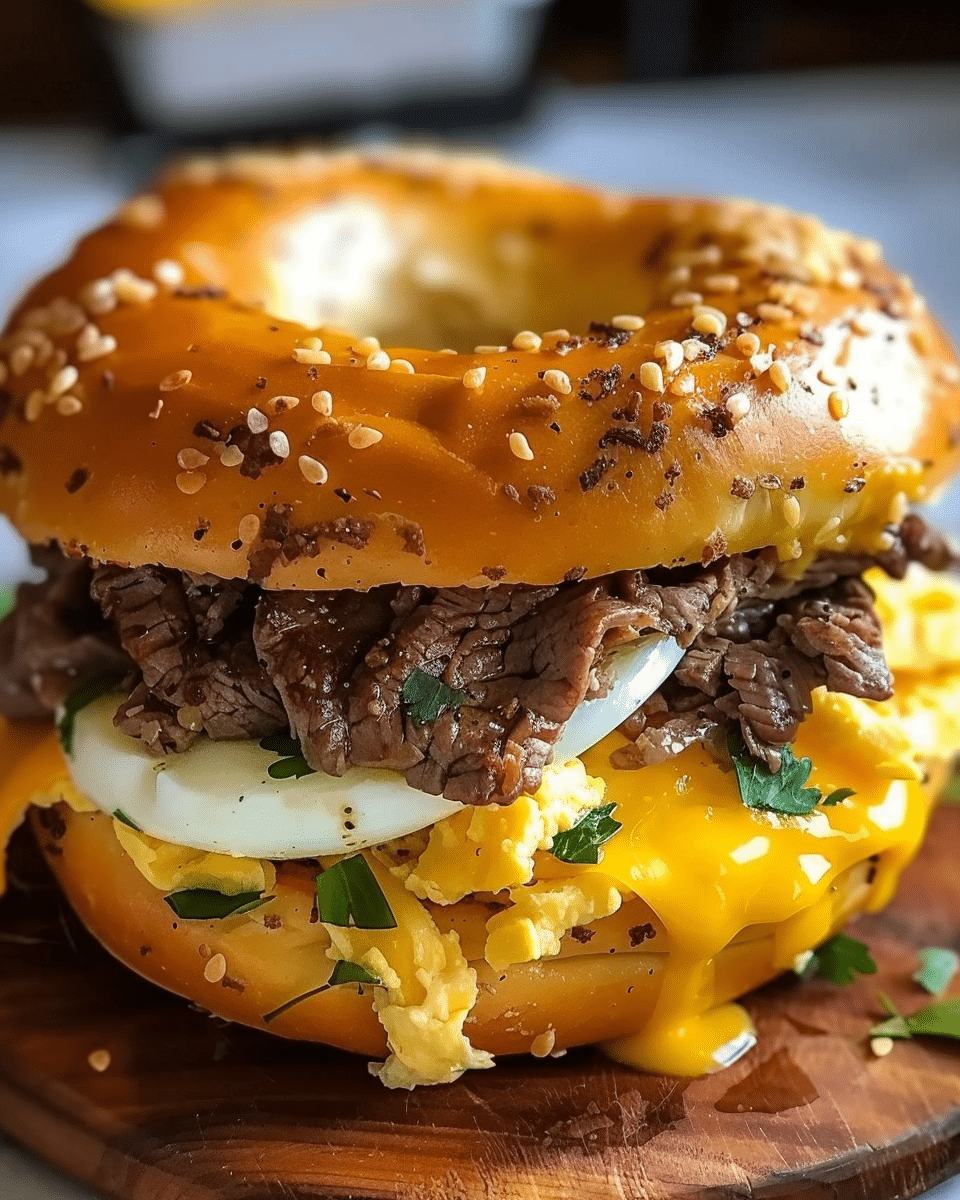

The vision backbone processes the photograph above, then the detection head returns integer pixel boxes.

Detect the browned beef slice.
[0,546,128,719]
[345,577,700,805]
[253,587,399,776]
[621,576,892,771]
[91,564,284,749]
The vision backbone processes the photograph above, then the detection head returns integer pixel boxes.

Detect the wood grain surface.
[0,808,959,1200]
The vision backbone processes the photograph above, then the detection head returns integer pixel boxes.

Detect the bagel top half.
[0,147,958,589]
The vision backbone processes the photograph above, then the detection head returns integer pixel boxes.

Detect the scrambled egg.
[111,820,276,896]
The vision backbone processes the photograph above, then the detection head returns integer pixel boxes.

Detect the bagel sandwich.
[1,148,960,1088]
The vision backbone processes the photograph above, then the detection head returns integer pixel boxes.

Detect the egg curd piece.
[322,853,494,1089]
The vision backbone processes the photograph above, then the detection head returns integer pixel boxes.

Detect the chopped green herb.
[327,959,381,987]
[164,889,268,920]
[870,992,960,1042]
[262,959,381,1024]
[316,855,397,929]
[813,933,878,986]
[58,676,123,755]
[912,946,960,996]
[112,808,143,832]
[401,668,468,726]
[939,770,960,807]
[550,802,622,865]
[729,735,853,817]
[259,732,315,780]
[0,585,16,621]
[822,787,856,807]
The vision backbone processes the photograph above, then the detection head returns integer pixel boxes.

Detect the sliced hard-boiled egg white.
[63,633,682,860]
[551,633,684,764]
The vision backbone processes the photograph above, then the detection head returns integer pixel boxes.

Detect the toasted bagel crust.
[1,148,958,587]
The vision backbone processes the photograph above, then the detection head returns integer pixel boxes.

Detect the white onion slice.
[550,633,684,764]
[64,633,682,860]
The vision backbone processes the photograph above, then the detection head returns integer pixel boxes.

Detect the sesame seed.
[639,362,665,393]
[118,194,165,229]
[530,1029,557,1058]
[247,407,268,434]
[354,335,380,354]
[671,244,722,268]
[87,1049,112,1073]
[390,358,416,373]
[668,372,694,397]
[366,350,391,371]
[177,706,204,731]
[176,471,207,494]
[704,273,740,293]
[474,345,506,354]
[204,953,227,984]
[79,278,117,316]
[756,302,793,324]
[725,393,751,422]
[828,391,849,420]
[542,369,572,395]
[269,430,291,458]
[77,333,117,362]
[297,451,328,484]
[818,366,841,386]
[293,348,332,365]
[783,494,802,527]
[512,330,542,352]
[303,336,324,351]
[938,364,960,385]
[347,426,383,450]
[784,539,804,560]
[238,514,261,543]
[463,367,487,389]
[508,431,534,460]
[298,454,328,485]
[836,267,862,289]
[25,390,46,421]
[889,491,909,523]
[437,348,458,355]
[682,338,709,361]
[543,329,571,340]
[160,369,192,392]
[49,365,78,397]
[664,264,691,288]
[671,290,703,307]
[149,399,163,419]
[219,445,244,467]
[311,390,333,416]
[10,345,33,376]
[46,298,86,336]
[153,259,185,288]
[654,341,684,373]
[870,1036,894,1058]
[611,314,645,332]
[111,269,158,305]
[177,448,209,470]
[850,314,873,337]
[265,396,298,415]
[735,331,761,357]
[691,308,727,337]
[768,361,792,393]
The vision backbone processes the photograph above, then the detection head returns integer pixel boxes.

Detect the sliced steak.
[90,563,285,751]
[0,546,128,720]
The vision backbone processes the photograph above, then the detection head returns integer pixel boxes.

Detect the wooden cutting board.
[1,809,959,1200]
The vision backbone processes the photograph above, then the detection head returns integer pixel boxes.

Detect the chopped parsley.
[811,932,878,985]
[112,808,143,832]
[729,735,855,817]
[259,731,315,780]
[401,668,468,725]
[262,959,381,1024]
[871,992,960,1042]
[912,946,960,996]
[549,802,622,865]
[58,676,124,755]
[0,585,15,622]
[164,889,269,920]
[316,855,397,929]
